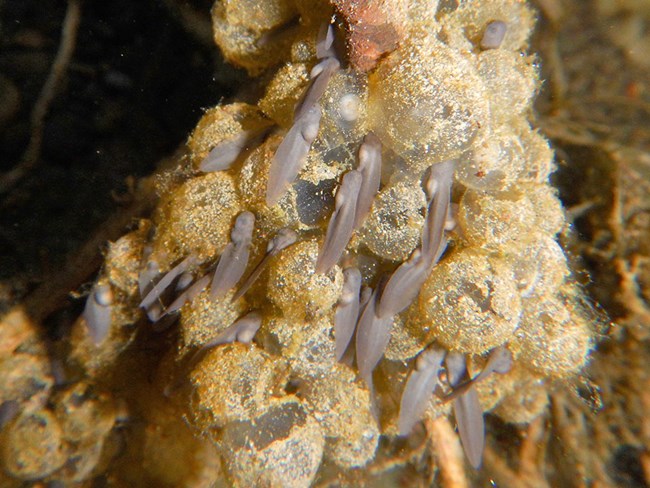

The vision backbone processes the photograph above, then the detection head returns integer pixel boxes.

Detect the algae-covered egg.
[152,172,241,265]
[179,288,247,351]
[212,0,301,75]
[525,182,566,236]
[417,248,522,354]
[359,180,426,262]
[516,122,555,183]
[368,38,488,170]
[238,134,304,232]
[0,353,53,409]
[301,365,379,469]
[259,63,310,128]
[506,234,569,299]
[477,49,538,123]
[516,293,593,377]
[266,239,343,318]
[458,187,536,249]
[1,410,67,480]
[456,121,555,192]
[217,397,324,488]
[264,313,336,378]
[104,224,150,296]
[190,343,282,428]
[53,382,116,444]
[456,127,526,191]
[384,314,426,362]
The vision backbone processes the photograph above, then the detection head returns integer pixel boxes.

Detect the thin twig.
[0,0,82,195]
[518,416,547,483]
[642,452,650,487]
[425,416,469,488]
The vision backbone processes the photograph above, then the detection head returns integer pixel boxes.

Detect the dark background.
[0,0,244,316]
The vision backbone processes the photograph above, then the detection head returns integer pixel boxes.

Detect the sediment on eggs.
[150,172,241,267]
[357,180,426,262]
[417,248,522,354]
[516,291,593,377]
[266,239,343,318]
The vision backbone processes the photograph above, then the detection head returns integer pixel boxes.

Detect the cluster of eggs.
[0,310,120,486]
[0,1,596,486]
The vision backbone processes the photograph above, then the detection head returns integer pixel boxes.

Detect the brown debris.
[330,0,405,71]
